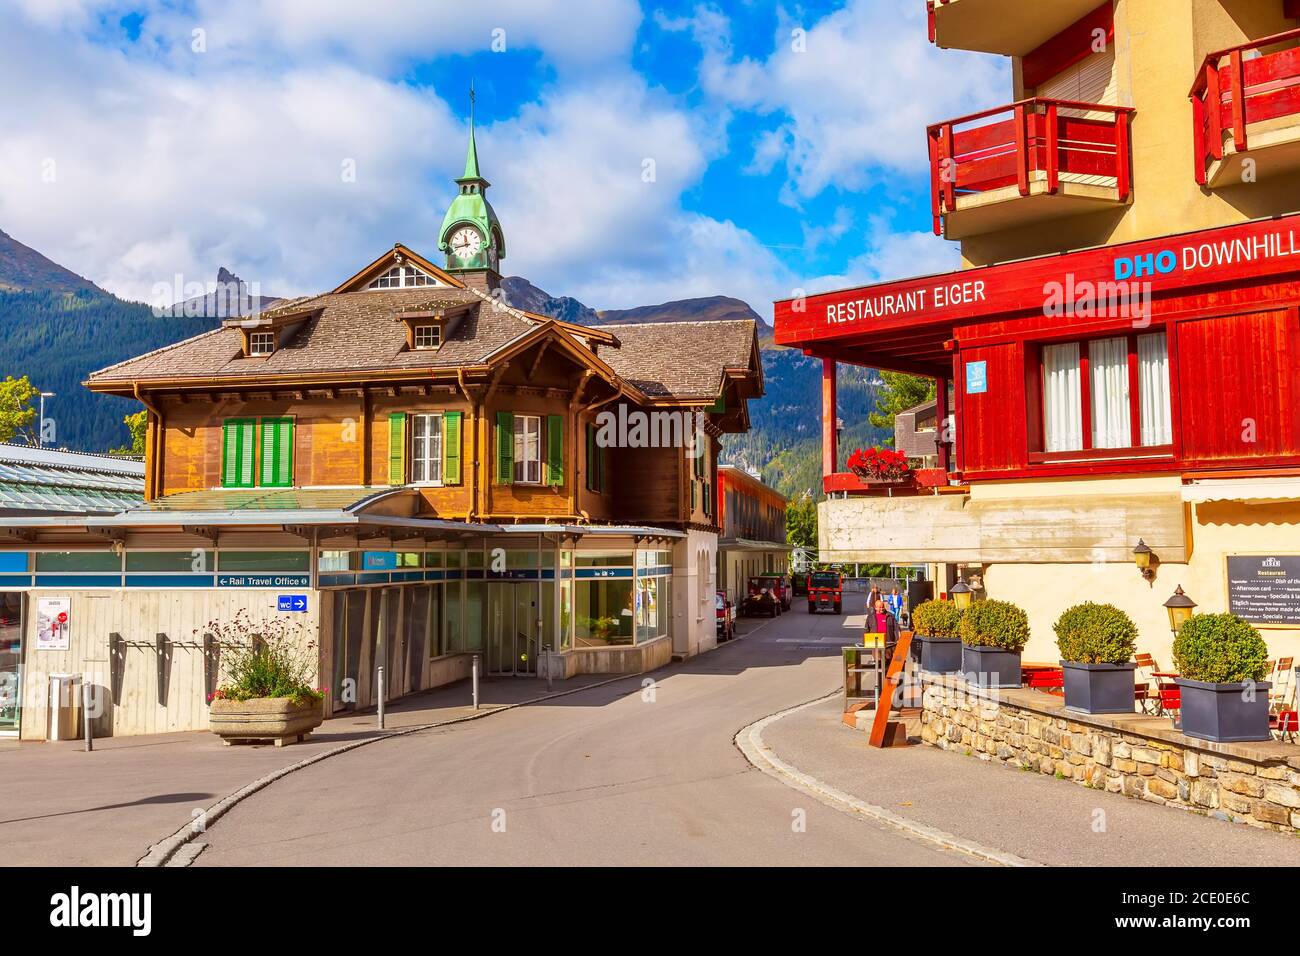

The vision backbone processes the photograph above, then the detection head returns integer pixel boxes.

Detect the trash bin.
[48,673,82,741]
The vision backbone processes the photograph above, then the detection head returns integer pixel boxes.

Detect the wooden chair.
[1134,653,1161,714]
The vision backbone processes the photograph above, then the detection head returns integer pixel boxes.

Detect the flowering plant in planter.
[202,610,322,707]
[847,446,911,482]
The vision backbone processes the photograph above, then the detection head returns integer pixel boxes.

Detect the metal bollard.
[377,666,385,730]
[472,654,480,710]
[81,678,93,753]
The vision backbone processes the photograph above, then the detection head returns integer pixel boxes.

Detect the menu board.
[1226,555,1300,626]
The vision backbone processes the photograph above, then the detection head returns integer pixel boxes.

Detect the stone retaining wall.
[919,675,1300,833]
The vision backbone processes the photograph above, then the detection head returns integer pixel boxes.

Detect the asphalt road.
[195,601,977,866]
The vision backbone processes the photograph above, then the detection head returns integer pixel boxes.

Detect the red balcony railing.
[1190,27,1300,185]
[927,98,1135,236]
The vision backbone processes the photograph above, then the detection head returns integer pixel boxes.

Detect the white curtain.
[1090,336,1131,449]
[1043,342,1082,452]
[1138,332,1172,446]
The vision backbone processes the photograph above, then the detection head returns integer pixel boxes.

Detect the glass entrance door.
[0,593,23,735]
[486,582,539,676]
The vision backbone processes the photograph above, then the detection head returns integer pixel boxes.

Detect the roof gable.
[331,244,465,294]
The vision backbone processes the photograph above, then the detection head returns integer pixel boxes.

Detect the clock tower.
[438,98,505,293]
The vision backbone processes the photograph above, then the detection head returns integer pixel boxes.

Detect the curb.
[733,692,1039,867]
[137,671,644,867]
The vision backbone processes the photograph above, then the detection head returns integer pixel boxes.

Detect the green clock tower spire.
[439,85,505,291]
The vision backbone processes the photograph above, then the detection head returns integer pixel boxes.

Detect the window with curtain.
[1089,336,1130,449]
[1138,332,1172,446]
[1039,334,1172,456]
[1043,342,1082,452]
[513,415,541,484]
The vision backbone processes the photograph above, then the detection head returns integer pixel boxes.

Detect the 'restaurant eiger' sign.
[1226,555,1300,626]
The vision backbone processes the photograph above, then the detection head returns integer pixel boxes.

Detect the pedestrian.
[886,587,904,620]
[867,584,882,612]
[869,597,902,667]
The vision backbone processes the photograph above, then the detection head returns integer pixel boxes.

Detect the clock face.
[450,226,483,262]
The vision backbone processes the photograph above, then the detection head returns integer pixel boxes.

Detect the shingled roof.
[587,319,759,400]
[88,280,760,405]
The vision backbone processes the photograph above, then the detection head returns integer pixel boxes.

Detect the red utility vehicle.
[806,570,843,615]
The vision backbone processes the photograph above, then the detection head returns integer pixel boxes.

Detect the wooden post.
[1207,61,1224,160]
[1115,111,1132,200]
[935,376,950,473]
[1014,103,1030,196]
[1230,48,1248,153]
[1045,102,1059,194]
[822,358,837,481]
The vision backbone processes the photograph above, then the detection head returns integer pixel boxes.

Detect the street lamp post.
[37,391,55,448]
[949,578,973,611]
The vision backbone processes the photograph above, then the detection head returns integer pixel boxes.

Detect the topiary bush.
[1053,602,1138,665]
[911,599,963,637]
[957,599,1030,652]
[1172,613,1269,684]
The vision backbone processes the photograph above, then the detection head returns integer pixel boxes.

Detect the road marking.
[734,693,1039,867]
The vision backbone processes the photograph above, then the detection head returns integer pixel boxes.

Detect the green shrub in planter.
[912,599,963,637]
[1053,603,1138,664]
[1172,613,1269,684]
[957,599,1030,652]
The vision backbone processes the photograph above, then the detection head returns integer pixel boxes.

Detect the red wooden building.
[777,0,1300,662]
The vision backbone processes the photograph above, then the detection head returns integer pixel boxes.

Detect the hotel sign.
[1226,555,1300,626]
[775,214,1300,346]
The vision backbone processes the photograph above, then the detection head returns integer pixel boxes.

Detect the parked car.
[807,570,843,615]
[742,576,781,617]
[715,590,736,641]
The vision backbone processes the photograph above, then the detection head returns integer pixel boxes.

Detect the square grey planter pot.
[1061,661,1136,715]
[914,636,963,674]
[1176,677,1272,743]
[962,644,1022,689]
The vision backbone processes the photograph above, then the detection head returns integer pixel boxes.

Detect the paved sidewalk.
[760,696,1300,866]
[0,672,633,866]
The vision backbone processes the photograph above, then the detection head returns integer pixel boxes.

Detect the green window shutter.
[703,481,711,516]
[545,414,564,486]
[597,441,606,493]
[443,411,462,485]
[388,413,406,486]
[259,418,294,488]
[691,478,697,511]
[223,418,256,488]
[238,420,256,487]
[495,412,514,485]
[221,421,237,487]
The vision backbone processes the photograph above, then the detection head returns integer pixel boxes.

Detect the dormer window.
[248,331,276,356]
[368,265,437,290]
[413,324,442,350]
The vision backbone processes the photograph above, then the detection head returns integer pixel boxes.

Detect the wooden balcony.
[927,0,1107,57]
[823,468,956,497]
[1191,28,1300,189]
[928,98,1134,240]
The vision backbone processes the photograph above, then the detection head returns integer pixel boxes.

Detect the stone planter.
[209,696,323,747]
[962,643,1022,689]
[1176,677,1272,743]
[913,635,963,674]
[1061,661,1136,715]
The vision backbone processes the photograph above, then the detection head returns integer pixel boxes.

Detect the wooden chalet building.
[0,123,762,739]
[778,0,1300,663]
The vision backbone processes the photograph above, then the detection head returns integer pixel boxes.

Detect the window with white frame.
[249,331,275,355]
[413,324,441,349]
[368,265,437,290]
[1041,332,1171,454]
[411,414,443,484]
[513,414,541,483]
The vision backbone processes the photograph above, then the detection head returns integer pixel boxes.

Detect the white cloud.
[674,0,1009,200]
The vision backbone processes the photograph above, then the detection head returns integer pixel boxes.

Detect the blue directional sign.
[277,594,309,612]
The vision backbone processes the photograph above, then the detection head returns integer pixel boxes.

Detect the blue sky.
[0,0,1008,315]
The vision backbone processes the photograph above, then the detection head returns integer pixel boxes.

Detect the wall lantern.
[949,578,973,611]
[1132,539,1157,583]
[1163,585,1196,635]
